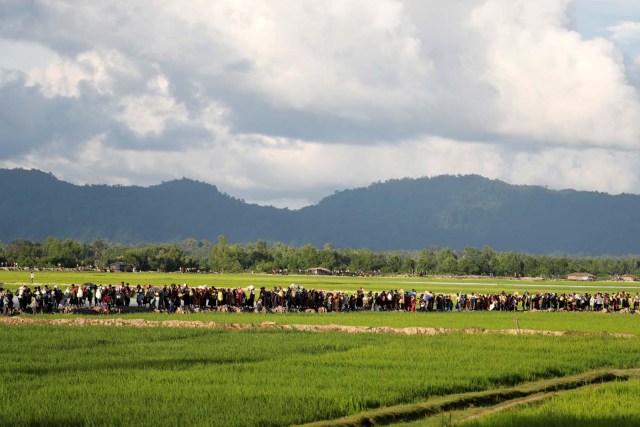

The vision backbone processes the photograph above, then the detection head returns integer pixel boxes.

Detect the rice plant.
[1,325,638,426]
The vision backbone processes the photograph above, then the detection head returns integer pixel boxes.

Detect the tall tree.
[208,236,243,273]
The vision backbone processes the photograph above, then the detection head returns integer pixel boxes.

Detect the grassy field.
[461,379,640,426]
[3,270,640,295]
[1,325,639,426]
[318,369,640,427]
[3,270,640,425]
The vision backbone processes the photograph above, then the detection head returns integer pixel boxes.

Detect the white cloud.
[624,54,640,89]
[26,50,124,97]
[508,148,640,195]
[607,21,640,44]
[471,0,640,148]
[1,0,640,207]
[116,75,191,137]
[0,39,54,71]
[157,1,432,117]
[6,133,640,209]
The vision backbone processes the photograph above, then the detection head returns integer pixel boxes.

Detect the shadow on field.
[11,355,270,377]
[463,414,640,427]
[3,417,86,427]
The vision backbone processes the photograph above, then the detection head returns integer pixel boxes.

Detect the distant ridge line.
[0,168,638,255]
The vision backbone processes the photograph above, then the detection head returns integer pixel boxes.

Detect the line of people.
[1,283,639,314]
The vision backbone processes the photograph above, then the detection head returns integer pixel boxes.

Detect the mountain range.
[1,168,638,255]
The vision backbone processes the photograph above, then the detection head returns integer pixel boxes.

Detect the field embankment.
[1,316,636,338]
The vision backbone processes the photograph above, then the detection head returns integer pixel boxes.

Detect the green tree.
[382,254,402,274]
[298,245,319,269]
[400,258,416,274]
[318,243,339,270]
[44,237,85,268]
[5,240,44,268]
[416,248,437,275]
[481,247,497,276]
[270,242,301,272]
[207,236,243,273]
[458,247,483,275]
[436,248,458,274]
[248,240,271,269]
[495,252,524,277]
[0,241,6,266]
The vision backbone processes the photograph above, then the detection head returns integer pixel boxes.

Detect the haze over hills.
[1,168,638,255]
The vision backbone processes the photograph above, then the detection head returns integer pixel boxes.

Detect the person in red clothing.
[102,294,111,313]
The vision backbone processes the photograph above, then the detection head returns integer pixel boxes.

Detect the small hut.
[567,272,596,281]
[306,267,332,276]
[109,262,132,272]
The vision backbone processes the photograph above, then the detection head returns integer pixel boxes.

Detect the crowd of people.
[2,282,640,315]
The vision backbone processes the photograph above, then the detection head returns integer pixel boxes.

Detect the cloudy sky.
[1,0,639,208]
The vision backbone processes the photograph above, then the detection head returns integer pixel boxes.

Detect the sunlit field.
[460,379,640,427]
[3,270,640,426]
[1,325,639,427]
[3,270,640,295]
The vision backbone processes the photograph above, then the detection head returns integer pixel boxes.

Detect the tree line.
[1,236,639,278]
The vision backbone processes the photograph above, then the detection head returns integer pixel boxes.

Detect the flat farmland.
[2,270,640,295]
[1,324,639,427]
[2,270,640,426]
[458,379,640,426]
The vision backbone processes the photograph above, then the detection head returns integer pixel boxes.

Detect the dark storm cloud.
[0,71,216,160]
[0,72,100,156]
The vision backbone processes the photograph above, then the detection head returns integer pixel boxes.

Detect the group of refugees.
[2,283,640,315]
[1,283,127,314]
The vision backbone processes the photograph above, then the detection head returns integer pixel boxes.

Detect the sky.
[0,0,639,209]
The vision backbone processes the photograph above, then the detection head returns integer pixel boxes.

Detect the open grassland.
[2,271,640,295]
[460,379,640,426]
[1,325,639,426]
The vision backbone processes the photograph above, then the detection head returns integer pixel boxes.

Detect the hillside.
[0,169,294,244]
[1,169,638,254]
[298,176,639,253]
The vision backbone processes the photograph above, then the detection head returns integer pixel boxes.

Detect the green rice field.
[3,270,640,426]
[461,379,640,426]
[2,270,640,295]
[1,325,639,426]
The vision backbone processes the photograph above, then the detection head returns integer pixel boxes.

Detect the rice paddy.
[3,271,640,295]
[2,271,640,426]
[459,379,640,427]
[0,323,639,426]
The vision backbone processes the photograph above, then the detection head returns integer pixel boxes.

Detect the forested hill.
[1,168,639,255]
[0,168,294,244]
[298,176,640,254]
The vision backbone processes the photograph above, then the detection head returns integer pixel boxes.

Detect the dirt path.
[0,316,636,338]
[452,391,553,425]
[298,369,640,427]
[450,368,640,426]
